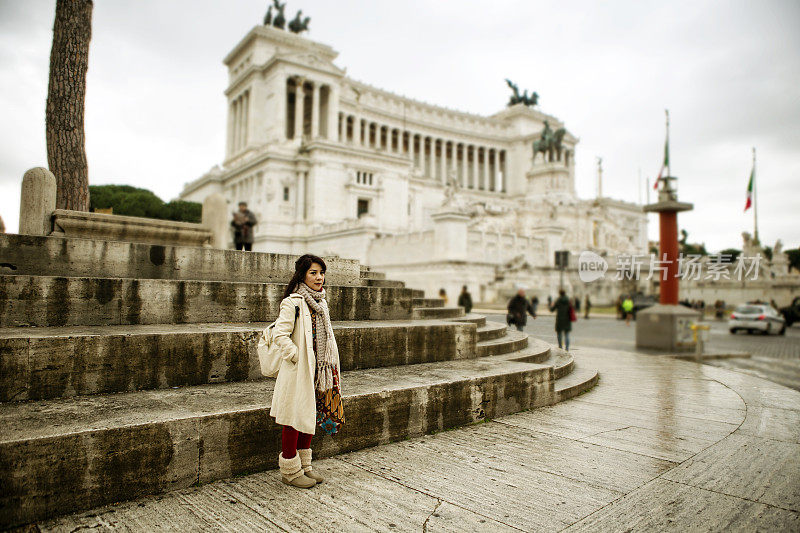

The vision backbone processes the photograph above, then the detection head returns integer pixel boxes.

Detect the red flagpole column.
[658,211,679,305]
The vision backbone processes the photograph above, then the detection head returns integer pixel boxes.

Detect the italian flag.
[744,166,754,211]
[654,136,669,189]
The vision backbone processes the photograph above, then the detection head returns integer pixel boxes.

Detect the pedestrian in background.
[530,295,539,318]
[458,285,473,314]
[622,295,634,326]
[438,288,448,305]
[507,288,535,331]
[550,289,573,351]
[232,201,257,251]
[584,295,591,319]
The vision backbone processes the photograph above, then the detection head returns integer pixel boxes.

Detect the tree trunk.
[46,0,93,211]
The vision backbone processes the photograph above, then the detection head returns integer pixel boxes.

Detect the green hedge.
[89,185,201,223]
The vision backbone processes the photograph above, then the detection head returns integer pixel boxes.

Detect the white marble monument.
[179,25,648,303]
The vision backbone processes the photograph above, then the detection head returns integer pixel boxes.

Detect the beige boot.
[278,452,316,488]
[297,448,324,484]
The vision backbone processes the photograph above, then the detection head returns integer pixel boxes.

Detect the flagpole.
[665,109,670,177]
[638,167,642,204]
[753,147,758,243]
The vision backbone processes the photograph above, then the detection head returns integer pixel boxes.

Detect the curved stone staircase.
[0,235,597,528]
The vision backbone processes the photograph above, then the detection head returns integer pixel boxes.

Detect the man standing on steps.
[458,285,473,315]
[232,201,257,251]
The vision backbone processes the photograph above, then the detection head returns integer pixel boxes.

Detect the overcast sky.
[1,0,798,252]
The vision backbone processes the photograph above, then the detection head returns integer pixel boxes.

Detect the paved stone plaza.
[493,313,800,391]
[37,345,800,531]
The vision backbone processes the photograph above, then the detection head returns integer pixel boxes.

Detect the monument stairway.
[0,234,598,528]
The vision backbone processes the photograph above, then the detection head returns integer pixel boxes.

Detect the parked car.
[729,304,786,335]
[779,297,800,327]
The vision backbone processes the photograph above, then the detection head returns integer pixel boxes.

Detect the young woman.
[269,254,345,488]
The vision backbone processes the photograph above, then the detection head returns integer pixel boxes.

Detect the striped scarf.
[295,282,340,393]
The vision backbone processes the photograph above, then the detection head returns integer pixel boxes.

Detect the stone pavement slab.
[38,347,800,531]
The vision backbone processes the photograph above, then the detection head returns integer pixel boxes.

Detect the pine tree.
[45,0,94,211]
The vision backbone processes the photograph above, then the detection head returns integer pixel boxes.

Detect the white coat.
[269,293,321,435]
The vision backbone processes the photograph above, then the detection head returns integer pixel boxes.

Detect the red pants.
[281,425,313,459]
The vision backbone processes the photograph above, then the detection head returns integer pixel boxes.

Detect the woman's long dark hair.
[283,253,327,298]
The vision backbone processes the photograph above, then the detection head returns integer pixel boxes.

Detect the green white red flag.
[744,166,754,211]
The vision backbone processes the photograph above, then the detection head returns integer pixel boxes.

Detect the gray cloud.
[0,0,798,251]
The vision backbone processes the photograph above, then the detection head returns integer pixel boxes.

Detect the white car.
[729,304,786,335]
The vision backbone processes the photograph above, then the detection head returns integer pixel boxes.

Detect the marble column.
[242,91,249,147]
[311,84,320,138]
[471,146,478,189]
[457,144,464,186]
[420,136,425,172]
[480,148,486,190]
[293,81,304,140]
[500,151,506,192]
[491,149,499,191]
[353,115,361,145]
[439,140,446,183]
[327,85,337,140]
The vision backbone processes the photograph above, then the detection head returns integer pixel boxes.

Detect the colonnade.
[285,77,336,141]
[336,114,507,193]
[229,90,250,155]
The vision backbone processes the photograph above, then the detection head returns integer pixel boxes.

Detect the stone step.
[475,330,528,357]
[0,356,558,528]
[554,362,599,402]
[0,319,477,402]
[477,322,507,342]
[411,297,445,308]
[412,306,465,320]
[0,234,362,286]
[490,337,552,365]
[365,279,405,288]
[450,313,487,328]
[359,270,386,281]
[409,289,425,299]
[0,275,414,327]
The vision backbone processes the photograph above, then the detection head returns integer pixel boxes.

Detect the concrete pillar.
[311,83,320,138]
[294,82,304,140]
[20,167,56,236]
[659,211,680,305]
[202,193,229,249]
[243,92,249,148]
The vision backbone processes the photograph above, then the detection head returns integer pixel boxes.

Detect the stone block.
[201,193,230,249]
[0,276,413,327]
[0,234,362,285]
[50,209,213,247]
[19,167,56,236]
[0,321,477,401]
[0,358,559,528]
[635,304,702,352]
